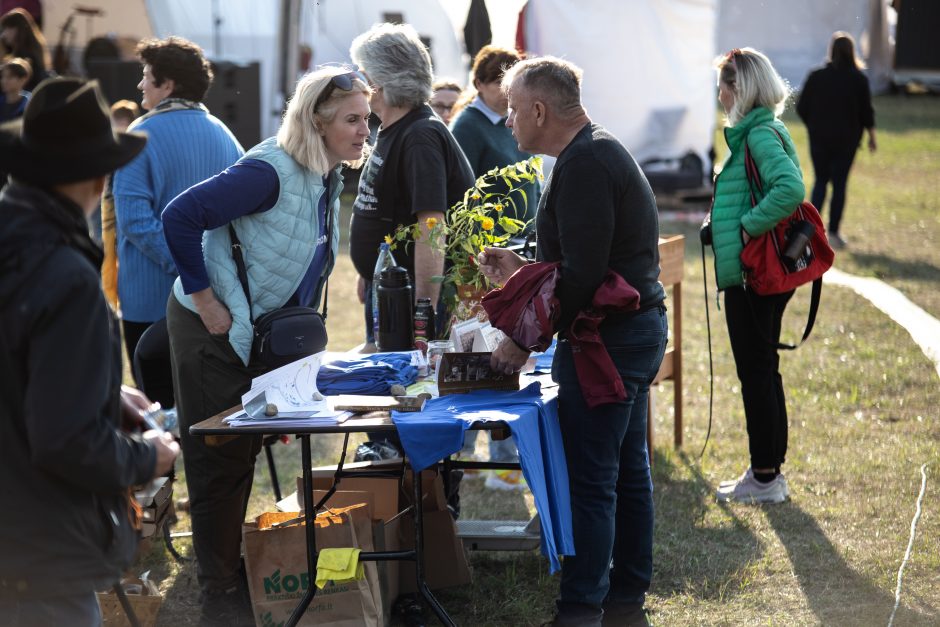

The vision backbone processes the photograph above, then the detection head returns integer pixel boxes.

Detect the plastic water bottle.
[376,266,414,351]
[372,243,397,343]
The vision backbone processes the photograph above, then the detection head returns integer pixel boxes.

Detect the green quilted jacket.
[710,107,805,289]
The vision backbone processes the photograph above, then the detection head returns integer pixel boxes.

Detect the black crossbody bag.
[229,201,332,371]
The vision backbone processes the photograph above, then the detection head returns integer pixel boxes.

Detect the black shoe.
[601,600,649,626]
[199,584,253,627]
[394,593,426,627]
[546,601,603,626]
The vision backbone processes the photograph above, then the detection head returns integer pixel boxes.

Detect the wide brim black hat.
[0,77,146,186]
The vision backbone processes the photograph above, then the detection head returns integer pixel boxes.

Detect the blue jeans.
[553,306,667,609]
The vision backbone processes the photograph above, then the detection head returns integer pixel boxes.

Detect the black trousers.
[723,286,793,470]
[809,140,857,235]
[167,295,266,594]
[131,318,176,409]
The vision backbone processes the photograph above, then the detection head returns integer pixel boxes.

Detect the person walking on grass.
[480,56,667,626]
[797,31,877,249]
[706,48,805,504]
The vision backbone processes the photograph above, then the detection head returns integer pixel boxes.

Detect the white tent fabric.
[300,0,465,82]
[717,0,892,93]
[522,0,718,174]
[147,0,465,138]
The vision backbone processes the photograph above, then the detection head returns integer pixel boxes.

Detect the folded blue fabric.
[392,382,573,574]
[317,352,418,395]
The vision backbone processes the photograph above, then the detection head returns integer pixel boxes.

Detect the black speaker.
[84,59,141,106]
[205,61,262,149]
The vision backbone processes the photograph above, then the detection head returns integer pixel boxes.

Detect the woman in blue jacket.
[162,65,371,624]
[708,48,805,505]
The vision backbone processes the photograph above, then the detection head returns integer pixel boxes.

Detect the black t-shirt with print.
[350,104,473,279]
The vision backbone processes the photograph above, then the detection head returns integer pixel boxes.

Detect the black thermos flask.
[376,266,414,351]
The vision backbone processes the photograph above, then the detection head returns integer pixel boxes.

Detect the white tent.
[520,0,718,182]
[144,0,466,139]
[717,0,893,93]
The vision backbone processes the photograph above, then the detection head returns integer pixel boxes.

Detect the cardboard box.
[97,578,162,627]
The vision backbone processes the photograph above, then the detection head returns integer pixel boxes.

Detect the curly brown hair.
[136,36,213,102]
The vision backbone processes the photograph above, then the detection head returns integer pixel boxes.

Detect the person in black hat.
[0,77,179,626]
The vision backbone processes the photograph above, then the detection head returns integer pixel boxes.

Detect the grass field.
[145,94,940,626]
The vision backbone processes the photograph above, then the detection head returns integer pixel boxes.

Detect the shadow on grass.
[651,451,763,601]
[845,251,940,284]
[764,503,931,626]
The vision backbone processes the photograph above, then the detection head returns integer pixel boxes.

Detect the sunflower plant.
[386,157,543,296]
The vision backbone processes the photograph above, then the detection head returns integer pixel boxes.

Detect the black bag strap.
[741,126,822,350]
[228,183,334,323]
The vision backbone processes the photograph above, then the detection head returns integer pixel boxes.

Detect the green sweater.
[450,106,539,230]
[710,107,805,289]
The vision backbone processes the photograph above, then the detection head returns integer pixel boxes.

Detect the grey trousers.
[167,294,266,593]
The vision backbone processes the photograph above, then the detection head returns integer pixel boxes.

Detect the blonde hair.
[277,67,371,173]
[715,47,790,126]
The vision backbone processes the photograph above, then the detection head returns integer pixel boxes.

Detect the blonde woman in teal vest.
[163,66,371,624]
[706,48,805,505]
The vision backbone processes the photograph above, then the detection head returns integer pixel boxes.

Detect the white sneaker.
[716,473,787,504]
[719,468,790,498]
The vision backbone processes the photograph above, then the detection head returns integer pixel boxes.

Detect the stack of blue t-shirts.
[317,352,418,395]
[391,382,573,574]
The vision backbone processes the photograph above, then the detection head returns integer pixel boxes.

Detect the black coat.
[0,181,156,598]
[797,63,875,150]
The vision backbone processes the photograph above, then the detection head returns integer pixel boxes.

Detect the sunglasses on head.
[314,64,367,112]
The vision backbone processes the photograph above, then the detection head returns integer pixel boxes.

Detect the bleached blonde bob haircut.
[277,66,371,173]
[715,47,791,127]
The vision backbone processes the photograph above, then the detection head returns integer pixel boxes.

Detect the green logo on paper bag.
[262,569,351,601]
[259,610,284,627]
[263,569,309,597]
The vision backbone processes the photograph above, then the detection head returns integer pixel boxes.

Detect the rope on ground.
[887,463,929,627]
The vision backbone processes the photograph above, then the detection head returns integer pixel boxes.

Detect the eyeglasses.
[314,64,367,112]
[430,102,455,113]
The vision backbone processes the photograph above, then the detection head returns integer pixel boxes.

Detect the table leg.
[412,469,456,626]
[286,435,317,627]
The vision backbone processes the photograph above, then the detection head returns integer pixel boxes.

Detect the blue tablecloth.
[392,382,573,573]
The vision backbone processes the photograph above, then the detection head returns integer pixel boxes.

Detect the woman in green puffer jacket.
[707,48,805,504]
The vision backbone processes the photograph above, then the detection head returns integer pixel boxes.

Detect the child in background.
[99,100,142,301]
[110,98,141,131]
[0,57,31,122]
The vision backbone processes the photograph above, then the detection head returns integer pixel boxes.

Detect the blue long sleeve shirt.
[112,108,243,322]
[162,159,331,308]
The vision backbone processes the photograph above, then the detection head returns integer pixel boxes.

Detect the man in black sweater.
[479,57,667,626]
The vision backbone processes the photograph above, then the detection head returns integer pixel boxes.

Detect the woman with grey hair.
[349,22,473,353]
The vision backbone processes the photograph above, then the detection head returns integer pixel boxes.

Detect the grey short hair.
[502,56,583,117]
[350,23,432,109]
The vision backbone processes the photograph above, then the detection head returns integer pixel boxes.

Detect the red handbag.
[739,127,835,348]
[740,129,835,296]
